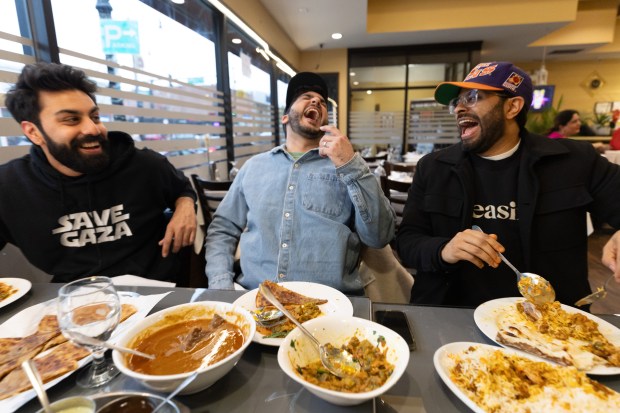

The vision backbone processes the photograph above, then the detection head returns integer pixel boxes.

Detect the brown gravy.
[127,315,244,375]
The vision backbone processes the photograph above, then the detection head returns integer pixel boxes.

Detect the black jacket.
[396,131,620,307]
[0,132,195,282]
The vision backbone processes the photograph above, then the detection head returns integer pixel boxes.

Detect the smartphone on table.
[374,310,416,351]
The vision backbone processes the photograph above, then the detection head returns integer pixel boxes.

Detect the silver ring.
[322,141,328,147]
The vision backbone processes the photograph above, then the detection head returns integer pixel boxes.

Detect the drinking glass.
[57,276,121,388]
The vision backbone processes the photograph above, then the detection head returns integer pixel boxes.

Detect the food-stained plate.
[232,281,354,346]
[474,297,620,375]
[0,278,31,309]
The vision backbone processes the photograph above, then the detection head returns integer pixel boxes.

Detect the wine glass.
[57,276,121,388]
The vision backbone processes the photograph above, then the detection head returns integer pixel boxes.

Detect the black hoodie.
[0,131,196,283]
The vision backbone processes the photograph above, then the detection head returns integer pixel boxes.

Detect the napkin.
[111,274,176,288]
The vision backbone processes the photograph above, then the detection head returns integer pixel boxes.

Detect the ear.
[281,113,289,125]
[21,121,44,146]
[505,96,524,120]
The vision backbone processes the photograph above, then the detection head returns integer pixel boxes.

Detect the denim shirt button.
[284,212,290,218]
[281,243,288,248]
[294,163,299,168]
[288,185,294,190]
[278,273,285,279]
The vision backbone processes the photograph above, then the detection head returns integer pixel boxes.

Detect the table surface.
[3,284,620,413]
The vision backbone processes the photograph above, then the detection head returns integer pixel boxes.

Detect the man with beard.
[395,61,620,307]
[1,62,197,283]
[205,72,394,293]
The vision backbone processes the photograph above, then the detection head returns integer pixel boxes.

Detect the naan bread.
[0,342,89,400]
[0,302,138,399]
[496,301,620,371]
[255,280,328,308]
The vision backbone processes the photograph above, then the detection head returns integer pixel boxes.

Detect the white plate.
[0,278,31,309]
[474,297,620,375]
[232,281,354,346]
[0,291,171,412]
[434,341,603,413]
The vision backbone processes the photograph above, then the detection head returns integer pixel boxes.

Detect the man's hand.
[441,229,504,268]
[318,125,355,167]
[159,196,197,257]
[602,230,620,283]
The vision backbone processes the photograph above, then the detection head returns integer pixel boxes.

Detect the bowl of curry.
[112,301,255,395]
[277,315,409,406]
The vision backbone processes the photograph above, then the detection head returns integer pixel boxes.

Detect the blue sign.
[100,20,140,54]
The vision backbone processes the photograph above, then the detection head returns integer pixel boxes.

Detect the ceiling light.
[298,7,309,13]
[366,90,372,95]
[170,0,185,4]
[207,0,295,77]
[353,81,359,86]
[232,38,242,44]
[349,72,356,76]
[331,33,342,40]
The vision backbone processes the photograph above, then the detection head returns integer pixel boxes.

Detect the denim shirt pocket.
[302,172,347,217]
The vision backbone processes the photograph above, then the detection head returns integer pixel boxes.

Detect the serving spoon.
[22,360,53,413]
[258,283,360,378]
[67,330,155,359]
[152,370,199,413]
[471,225,555,305]
[250,309,286,327]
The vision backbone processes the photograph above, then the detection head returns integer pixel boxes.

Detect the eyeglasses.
[448,89,508,114]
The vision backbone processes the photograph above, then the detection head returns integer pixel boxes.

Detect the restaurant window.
[348,43,479,155]
[227,25,275,170]
[0,0,37,151]
[48,0,224,178]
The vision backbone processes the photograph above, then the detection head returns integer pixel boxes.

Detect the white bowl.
[277,315,409,406]
[112,301,255,395]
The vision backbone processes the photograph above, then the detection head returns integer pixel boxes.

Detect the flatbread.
[0,342,89,400]
[255,280,328,308]
[496,301,620,370]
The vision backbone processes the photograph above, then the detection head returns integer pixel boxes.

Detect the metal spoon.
[67,330,155,359]
[258,283,360,378]
[575,274,614,306]
[250,308,286,327]
[22,359,53,413]
[471,225,555,305]
[152,370,199,413]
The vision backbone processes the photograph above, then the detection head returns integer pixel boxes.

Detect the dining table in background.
[3,284,620,413]
[604,150,620,165]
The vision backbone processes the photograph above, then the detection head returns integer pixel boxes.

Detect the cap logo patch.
[464,63,497,81]
[502,72,524,92]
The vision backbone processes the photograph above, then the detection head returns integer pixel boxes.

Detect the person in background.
[1,62,197,283]
[395,61,620,308]
[547,109,581,139]
[205,72,394,293]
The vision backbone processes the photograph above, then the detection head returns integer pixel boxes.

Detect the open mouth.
[458,117,480,140]
[78,140,103,153]
[303,107,320,123]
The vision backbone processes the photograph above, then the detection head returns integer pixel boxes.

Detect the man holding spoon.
[396,62,620,307]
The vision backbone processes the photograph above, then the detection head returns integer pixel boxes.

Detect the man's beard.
[40,127,110,174]
[461,102,505,154]
[287,107,326,140]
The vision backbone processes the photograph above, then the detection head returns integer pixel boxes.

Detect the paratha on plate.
[255,280,328,308]
[496,301,620,371]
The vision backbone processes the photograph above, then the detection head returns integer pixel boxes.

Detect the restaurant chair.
[380,175,412,229]
[383,161,416,176]
[186,174,239,288]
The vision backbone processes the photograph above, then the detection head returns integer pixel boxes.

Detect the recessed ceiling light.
[298,7,309,13]
[232,38,242,44]
[349,72,356,76]
[353,81,359,85]
[170,0,185,4]
[331,33,343,40]
[366,90,372,95]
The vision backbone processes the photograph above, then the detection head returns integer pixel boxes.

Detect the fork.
[575,274,614,306]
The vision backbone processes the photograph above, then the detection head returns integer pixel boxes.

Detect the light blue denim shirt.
[204,145,395,293]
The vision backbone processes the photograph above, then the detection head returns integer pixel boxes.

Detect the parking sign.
[100,20,140,54]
